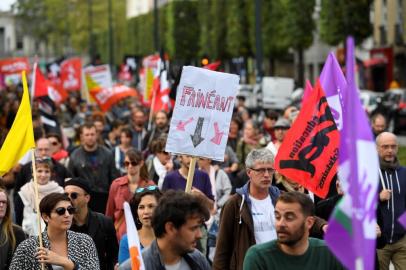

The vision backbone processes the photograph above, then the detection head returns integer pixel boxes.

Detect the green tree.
[283,0,315,86]
[165,1,199,61]
[246,0,290,75]
[320,0,373,45]
[226,0,252,58]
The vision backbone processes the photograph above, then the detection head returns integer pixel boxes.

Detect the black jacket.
[0,225,26,270]
[378,165,406,244]
[68,146,119,194]
[70,210,118,270]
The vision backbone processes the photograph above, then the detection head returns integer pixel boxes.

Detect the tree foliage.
[320,0,373,45]
[226,0,252,57]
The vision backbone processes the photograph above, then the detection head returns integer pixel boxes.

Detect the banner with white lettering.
[166,66,239,161]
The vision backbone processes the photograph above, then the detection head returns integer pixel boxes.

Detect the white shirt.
[165,257,191,270]
[249,194,277,244]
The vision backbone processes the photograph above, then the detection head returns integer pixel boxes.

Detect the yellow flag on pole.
[0,71,35,176]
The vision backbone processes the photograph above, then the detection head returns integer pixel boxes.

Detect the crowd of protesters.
[0,81,404,270]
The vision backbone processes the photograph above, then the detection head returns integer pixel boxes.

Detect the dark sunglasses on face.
[136,186,159,193]
[50,141,59,146]
[124,161,139,167]
[64,192,81,200]
[54,206,76,216]
[35,157,52,163]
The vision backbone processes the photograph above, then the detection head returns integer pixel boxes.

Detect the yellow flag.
[0,71,35,176]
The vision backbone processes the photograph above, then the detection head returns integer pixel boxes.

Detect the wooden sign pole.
[31,150,45,270]
[185,157,197,193]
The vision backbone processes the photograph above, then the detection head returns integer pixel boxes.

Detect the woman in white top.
[17,157,64,236]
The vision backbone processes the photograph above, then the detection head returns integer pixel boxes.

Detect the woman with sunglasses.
[106,148,155,241]
[0,186,26,270]
[9,193,100,269]
[118,186,162,266]
[16,158,64,236]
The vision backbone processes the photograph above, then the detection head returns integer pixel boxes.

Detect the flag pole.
[31,150,45,270]
[148,65,160,130]
[148,82,158,131]
[30,60,38,103]
[185,157,197,193]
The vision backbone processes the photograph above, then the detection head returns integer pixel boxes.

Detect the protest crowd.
[0,40,405,270]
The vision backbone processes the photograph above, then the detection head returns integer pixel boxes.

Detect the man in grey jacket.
[119,190,211,270]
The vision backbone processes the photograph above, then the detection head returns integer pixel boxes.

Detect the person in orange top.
[105,148,155,241]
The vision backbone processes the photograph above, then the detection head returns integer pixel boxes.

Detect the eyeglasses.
[54,206,76,216]
[136,186,159,193]
[64,192,83,200]
[250,167,275,175]
[50,141,59,146]
[124,161,139,167]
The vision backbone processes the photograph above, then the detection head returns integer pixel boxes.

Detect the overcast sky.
[0,0,15,12]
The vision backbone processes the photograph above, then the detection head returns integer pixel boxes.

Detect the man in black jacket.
[68,122,119,213]
[376,132,406,269]
[64,177,118,270]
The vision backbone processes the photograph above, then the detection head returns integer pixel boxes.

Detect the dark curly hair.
[152,190,210,238]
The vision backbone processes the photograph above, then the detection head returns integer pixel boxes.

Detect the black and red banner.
[275,80,339,198]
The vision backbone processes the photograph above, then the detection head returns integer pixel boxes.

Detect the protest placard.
[166,66,239,162]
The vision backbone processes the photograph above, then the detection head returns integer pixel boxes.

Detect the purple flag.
[399,211,406,229]
[324,37,379,270]
[319,52,347,130]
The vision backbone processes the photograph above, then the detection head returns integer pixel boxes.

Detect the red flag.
[89,84,138,112]
[203,61,221,71]
[301,80,313,106]
[275,80,339,198]
[0,57,30,75]
[60,57,82,91]
[151,70,173,113]
[34,67,68,104]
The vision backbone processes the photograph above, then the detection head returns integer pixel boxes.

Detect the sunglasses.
[35,157,52,162]
[64,192,82,200]
[124,161,139,167]
[50,141,59,146]
[136,186,159,193]
[54,206,76,216]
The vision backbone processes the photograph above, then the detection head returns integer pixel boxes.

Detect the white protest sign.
[166,66,239,161]
[83,64,113,90]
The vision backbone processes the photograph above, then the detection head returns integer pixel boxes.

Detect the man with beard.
[213,148,327,270]
[129,107,147,151]
[144,110,170,148]
[68,122,119,213]
[376,132,406,269]
[243,191,344,270]
[141,190,211,270]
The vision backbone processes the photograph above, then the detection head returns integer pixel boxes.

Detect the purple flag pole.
[325,37,379,270]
